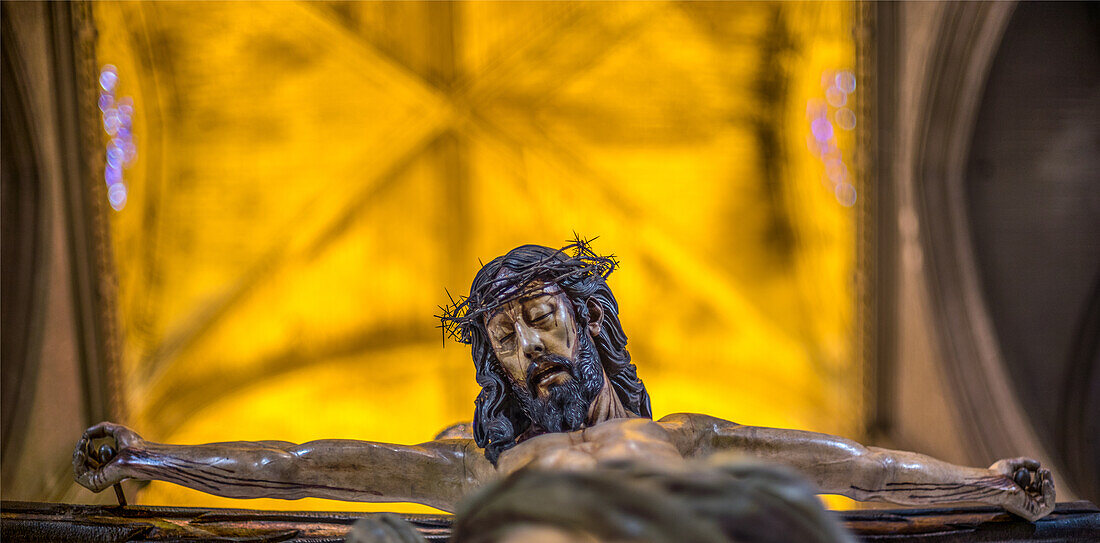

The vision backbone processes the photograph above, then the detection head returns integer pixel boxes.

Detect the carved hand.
[989,457,1055,521]
[73,421,144,492]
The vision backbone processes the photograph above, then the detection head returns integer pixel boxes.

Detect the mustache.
[525,354,575,394]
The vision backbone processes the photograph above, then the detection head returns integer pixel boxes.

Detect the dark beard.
[510,330,604,435]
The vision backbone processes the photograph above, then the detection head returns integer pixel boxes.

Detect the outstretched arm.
[661,413,1055,521]
[74,422,493,512]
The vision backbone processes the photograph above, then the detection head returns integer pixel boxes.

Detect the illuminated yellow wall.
[92,1,860,513]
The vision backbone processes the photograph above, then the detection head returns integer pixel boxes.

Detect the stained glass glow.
[98,64,136,211]
[808,69,857,207]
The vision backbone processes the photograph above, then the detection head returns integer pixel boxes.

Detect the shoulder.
[656,413,740,456]
[658,412,739,429]
[431,438,496,487]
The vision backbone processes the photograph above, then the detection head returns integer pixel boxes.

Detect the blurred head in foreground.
[452,456,854,543]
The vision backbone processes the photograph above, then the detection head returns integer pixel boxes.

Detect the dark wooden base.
[2,500,1097,542]
[840,501,1099,542]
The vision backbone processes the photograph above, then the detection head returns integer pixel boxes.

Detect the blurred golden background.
[8,0,1098,516]
[90,1,860,512]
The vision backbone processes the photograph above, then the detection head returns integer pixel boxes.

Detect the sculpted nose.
[516,323,544,360]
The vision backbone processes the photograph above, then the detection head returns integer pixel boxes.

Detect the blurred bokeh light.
[92,1,860,513]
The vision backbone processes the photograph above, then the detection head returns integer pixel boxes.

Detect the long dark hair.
[441,242,651,464]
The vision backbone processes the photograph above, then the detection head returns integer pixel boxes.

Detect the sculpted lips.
[526,356,572,392]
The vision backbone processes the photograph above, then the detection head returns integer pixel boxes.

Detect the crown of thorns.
[438,238,618,345]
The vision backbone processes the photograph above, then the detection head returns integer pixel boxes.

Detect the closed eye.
[497,332,515,345]
[531,312,552,323]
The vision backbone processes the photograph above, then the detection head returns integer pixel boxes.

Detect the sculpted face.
[484,280,606,433]
[486,282,579,396]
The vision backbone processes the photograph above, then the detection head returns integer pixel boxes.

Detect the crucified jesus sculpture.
[74,241,1055,521]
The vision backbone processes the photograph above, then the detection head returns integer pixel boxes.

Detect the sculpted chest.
[495,418,685,475]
